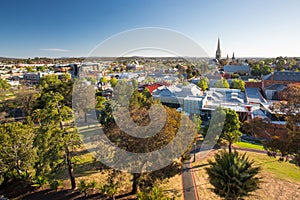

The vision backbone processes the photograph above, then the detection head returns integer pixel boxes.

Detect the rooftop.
[224,65,250,72]
[264,71,300,82]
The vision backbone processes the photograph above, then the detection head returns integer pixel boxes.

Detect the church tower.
[215,38,221,60]
[232,52,235,60]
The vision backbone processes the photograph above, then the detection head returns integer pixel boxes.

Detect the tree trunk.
[66,145,76,189]
[228,142,232,154]
[131,173,140,194]
[84,112,87,123]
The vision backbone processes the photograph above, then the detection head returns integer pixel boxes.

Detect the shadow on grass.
[54,160,109,181]
[22,189,136,200]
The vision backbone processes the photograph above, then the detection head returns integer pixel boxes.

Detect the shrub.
[99,183,118,199]
[206,150,261,200]
[32,175,48,189]
[137,187,174,200]
[78,180,96,197]
[50,180,63,192]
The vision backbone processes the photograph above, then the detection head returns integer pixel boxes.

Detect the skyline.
[1,0,300,58]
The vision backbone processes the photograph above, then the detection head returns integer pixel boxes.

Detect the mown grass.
[236,141,265,151]
[243,151,300,183]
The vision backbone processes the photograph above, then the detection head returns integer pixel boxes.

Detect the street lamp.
[193,142,196,162]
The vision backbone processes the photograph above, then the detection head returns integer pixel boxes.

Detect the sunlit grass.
[235,141,265,151]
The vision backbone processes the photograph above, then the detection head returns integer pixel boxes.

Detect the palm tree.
[206,150,261,200]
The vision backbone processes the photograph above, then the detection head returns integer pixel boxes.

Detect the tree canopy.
[197,77,209,91]
[231,79,245,92]
[214,79,229,89]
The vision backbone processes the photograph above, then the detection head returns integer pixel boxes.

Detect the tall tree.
[216,108,242,153]
[0,122,36,184]
[33,76,80,189]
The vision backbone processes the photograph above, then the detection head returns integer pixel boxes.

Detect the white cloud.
[40,48,71,52]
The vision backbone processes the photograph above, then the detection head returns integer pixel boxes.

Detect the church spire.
[216,37,221,60]
[232,52,235,60]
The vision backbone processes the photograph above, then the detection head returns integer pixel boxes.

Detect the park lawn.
[242,151,300,182]
[235,141,265,151]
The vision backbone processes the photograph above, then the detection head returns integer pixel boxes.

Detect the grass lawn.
[235,141,265,151]
[242,151,300,182]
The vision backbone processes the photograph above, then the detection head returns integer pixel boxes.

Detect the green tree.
[206,150,261,200]
[250,63,261,77]
[33,78,80,189]
[279,83,300,164]
[214,79,229,88]
[25,66,34,72]
[36,66,47,72]
[110,77,118,87]
[231,79,245,92]
[0,123,36,184]
[0,78,11,92]
[99,76,108,83]
[261,65,272,75]
[197,77,209,91]
[217,108,242,153]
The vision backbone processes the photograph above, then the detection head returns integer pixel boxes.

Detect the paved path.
[182,161,198,200]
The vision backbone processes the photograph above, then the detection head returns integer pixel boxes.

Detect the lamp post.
[193,142,196,162]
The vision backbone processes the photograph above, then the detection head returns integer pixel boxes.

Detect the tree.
[217,108,242,153]
[0,78,11,92]
[250,63,261,77]
[279,83,300,164]
[197,78,209,91]
[231,79,245,92]
[261,65,272,75]
[25,66,34,72]
[33,78,80,189]
[275,57,286,71]
[110,77,118,87]
[99,76,108,83]
[206,150,261,200]
[14,89,37,116]
[214,79,229,89]
[100,97,196,193]
[0,122,36,185]
[36,66,47,72]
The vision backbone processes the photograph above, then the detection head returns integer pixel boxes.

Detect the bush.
[78,180,97,197]
[206,150,261,200]
[32,175,48,189]
[99,183,118,199]
[137,187,174,200]
[50,180,62,192]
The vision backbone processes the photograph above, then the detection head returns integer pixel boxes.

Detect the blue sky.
[0,0,300,58]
